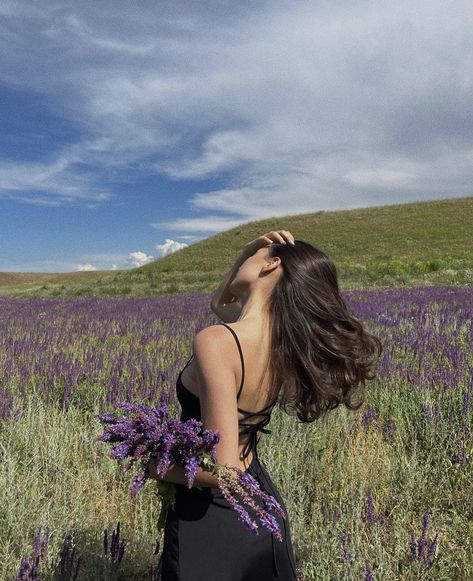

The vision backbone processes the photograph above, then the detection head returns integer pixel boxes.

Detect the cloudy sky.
[1,0,472,272]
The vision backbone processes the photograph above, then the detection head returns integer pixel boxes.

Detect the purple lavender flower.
[361,407,380,429]
[338,531,352,562]
[154,451,173,478]
[214,465,285,540]
[104,521,126,565]
[234,504,259,534]
[362,489,376,525]
[364,560,374,581]
[332,508,341,523]
[427,532,438,566]
[259,513,281,537]
[16,556,31,581]
[184,456,199,489]
[110,442,131,459]
[130,470,147,499]
[216,474,260,533]
[418,511,430,559]
[383,419,396,434]
[58,530,81,580]
[96,401,286,539]
[237,470,285,519]
[96,411,117,423]
[422,404,432,424]
[16,527,51,580]
[410,511,438,568]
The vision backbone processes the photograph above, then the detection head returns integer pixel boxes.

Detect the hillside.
[1,195,472,298]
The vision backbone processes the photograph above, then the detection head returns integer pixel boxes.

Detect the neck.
[236,287,272,326]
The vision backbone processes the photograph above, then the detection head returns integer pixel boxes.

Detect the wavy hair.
[265,239,382,422]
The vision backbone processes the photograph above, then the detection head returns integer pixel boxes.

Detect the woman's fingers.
[280,230,295,244]
[245,230,295,254]
[264,230,295,245]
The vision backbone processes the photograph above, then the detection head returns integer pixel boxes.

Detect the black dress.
[160,323,298,581]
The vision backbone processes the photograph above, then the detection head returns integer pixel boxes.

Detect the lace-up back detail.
[176,322,277,460]
[223,323,277,460]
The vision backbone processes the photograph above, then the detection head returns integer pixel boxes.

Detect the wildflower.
[409,511,439,568]
[362,489,376,525]
[95,401,285,539]
[364,560,374,581]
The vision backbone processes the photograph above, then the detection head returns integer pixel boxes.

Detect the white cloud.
[1,252,147,273]
[128,251,154,267]
[175,235,201,241]
[42,13,157,55]
[0,139,115,205]
[0,0,472,223]
[155,238,188,256]
[151,216,247,233]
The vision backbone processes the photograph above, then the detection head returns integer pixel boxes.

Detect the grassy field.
[1,196,472,579]
[1,195,472,298]
[1,285,472,580]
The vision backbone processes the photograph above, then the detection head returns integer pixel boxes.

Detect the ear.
[262,255,281,274]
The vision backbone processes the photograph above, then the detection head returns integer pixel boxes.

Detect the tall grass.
[1,286,472,579]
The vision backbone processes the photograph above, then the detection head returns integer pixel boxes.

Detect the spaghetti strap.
[218,323,245,399]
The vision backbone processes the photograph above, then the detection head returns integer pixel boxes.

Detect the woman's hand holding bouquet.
[95,402,286,540]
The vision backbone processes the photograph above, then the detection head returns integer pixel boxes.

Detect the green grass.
[1,195,472,298]
[0,291,471,578]
[0,393,161,580]
[2,367,471,579]
[1,196,472,578]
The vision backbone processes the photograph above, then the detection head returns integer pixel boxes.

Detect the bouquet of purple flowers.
[95,402,286,541]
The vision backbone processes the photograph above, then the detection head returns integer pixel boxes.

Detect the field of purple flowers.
[1,285,472,580]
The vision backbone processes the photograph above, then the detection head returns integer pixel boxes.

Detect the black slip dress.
[159,323,298,581]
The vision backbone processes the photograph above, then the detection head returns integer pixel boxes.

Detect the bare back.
[180,319,275,468]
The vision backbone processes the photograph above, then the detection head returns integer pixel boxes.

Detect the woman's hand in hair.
[211,230,295,316]
[244,230,296,256]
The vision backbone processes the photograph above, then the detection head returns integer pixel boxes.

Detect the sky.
[0,0,472,272]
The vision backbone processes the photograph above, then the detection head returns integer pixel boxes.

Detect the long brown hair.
[266,239,382,422]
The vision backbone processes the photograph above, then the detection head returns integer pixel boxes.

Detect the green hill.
[1,196,472,298]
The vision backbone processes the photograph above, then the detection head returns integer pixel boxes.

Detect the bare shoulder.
[191,324,240,396]
[194,323,229,344]
[212,319,257,342]
[193,324,237,358]
[193,321,248,352]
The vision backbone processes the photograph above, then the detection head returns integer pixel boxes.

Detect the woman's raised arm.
[210,249,250,320]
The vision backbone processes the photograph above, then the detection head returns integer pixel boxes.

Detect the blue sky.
[1,0,472,272]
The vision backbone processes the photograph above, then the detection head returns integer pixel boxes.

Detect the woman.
[147,230,382,580]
